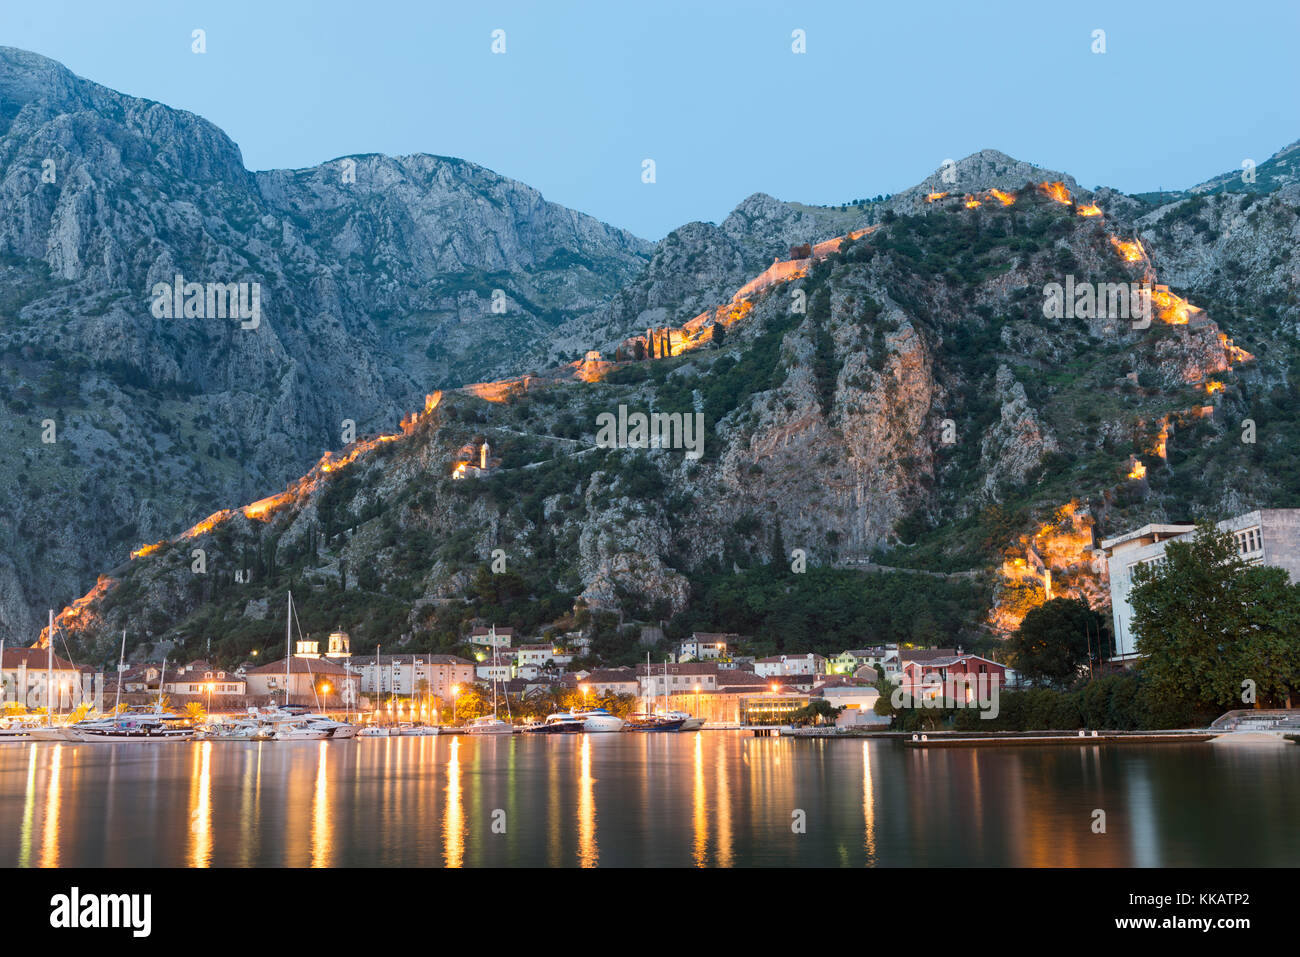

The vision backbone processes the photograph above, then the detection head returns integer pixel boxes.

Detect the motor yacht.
[575,708,625,733]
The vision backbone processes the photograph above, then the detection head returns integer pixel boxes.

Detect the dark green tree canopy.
[1008,596,1110,689]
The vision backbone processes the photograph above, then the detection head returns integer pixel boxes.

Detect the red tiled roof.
[1,648,82,671]
[244,657,352,676]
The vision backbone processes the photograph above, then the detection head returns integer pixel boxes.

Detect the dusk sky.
[2,0,1297,238]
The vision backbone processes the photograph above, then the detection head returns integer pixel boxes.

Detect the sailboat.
[69,658,196,742]
[466,656,512,734]
[273,591,357,741]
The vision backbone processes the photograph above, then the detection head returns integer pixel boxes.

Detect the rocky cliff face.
[49,166,1282,661]
[0,47,650,641]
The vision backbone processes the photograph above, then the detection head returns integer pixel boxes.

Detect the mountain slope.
[0,47,650,640]
[49,175,1282,667]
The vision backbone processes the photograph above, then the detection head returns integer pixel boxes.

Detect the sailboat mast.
[47,609,54,723]
[156,657,167,712]
[114,629,126,714]
[285,591,292,707]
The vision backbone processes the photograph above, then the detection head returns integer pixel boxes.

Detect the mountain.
[49,164,1298,667]
[5,48,1297,666]
[0,47,650,641]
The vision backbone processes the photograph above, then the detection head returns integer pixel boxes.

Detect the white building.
[677,633,734,661]
[635,662,720,700]
[754,653,825,677]
[469,625,513,651]
[514,644,572,673]
[1100,509,1300,661]
[351,654,475,703]
[474,655,514,683]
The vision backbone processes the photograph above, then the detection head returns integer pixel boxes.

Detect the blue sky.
[2,0,1296,239]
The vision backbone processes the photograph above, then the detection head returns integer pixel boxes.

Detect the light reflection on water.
[0,734,1296,867]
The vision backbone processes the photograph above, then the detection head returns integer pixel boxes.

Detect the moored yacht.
[625,712,685,732]
[657,709,706,732]
[576,708,625,733]
[524,712,584,734]
[69,711,195,742]
[465,715,513,735]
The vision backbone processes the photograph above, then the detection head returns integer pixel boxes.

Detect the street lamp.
[204,682,214,715]
[320,682,331,711]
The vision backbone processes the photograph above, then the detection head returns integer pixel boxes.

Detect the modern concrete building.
[1100,509,1300,661]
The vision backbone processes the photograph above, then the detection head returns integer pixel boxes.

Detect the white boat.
[0,718,45,740]
[394,724,439,736]
[575,708,624,733]
[273,721,330,740]
[465,716,513,735]
[657,709,706,732]
[357,726,390,737]
[306,717,358,739]
[69,711,195,742]
[26,725,74,741]
[466,662,514,734]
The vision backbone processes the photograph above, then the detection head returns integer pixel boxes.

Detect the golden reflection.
[715,738,733,867]
[547,748,560,867]
[18,744,37,867]
[577,736,597,867]
[692,732,707,866]
[310,740,330,867]
[443,736,463,867]
[863,741,876,865]
[189,741,212,867]
[40,744,62,867]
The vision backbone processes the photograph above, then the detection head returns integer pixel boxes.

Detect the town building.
[469,625,513,651]
[514,644,572,674]
[243,656,358,708]
[163,660,246,697]
[814,676,888,726]
[0,648,100,711]
[899,654,1006,704]
[636,662,721,701]
[1100,509,1300,661]
[565,667,639,697]
[474,655,514,683]
[350,654,475,703]
[677,633,735,661]
[828,646,890,675]
[754,653,825,677]
[887,648,956,683]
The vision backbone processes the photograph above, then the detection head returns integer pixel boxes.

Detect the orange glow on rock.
[988,188,1016,207]
[1110,237,1145,263]
[40,575,115,645]
[925,191,948,203]
[1150,285,1199,325]
[1075,203,1102,217]
[1039,181,1072,204]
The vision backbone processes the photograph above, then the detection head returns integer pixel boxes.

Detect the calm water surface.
[1,733,1295,867]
